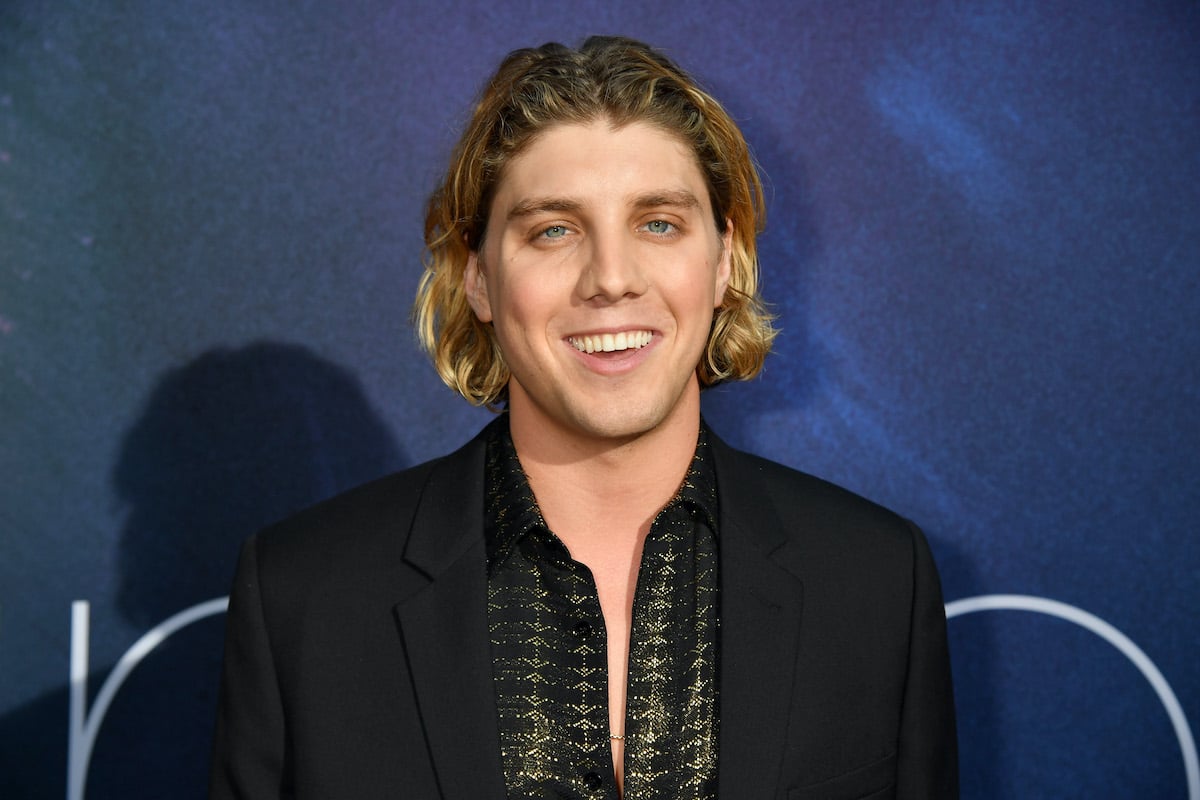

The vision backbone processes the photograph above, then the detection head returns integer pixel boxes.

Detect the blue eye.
[645,220,673,234]
[541,225,567,239]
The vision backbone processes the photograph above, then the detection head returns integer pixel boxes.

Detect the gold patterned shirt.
[484,416,720,800]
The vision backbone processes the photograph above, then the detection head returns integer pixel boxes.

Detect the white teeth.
[569,331,652,354]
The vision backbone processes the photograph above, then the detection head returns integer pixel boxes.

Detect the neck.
[507,385,701,548]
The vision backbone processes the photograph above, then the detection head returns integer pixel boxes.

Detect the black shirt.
[484,416,720,799]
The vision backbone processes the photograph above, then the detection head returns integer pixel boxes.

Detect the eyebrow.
[632,190,702,211]
[506,197,583,221]
[504,189,702,221]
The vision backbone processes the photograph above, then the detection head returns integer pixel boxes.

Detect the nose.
[577,228,648,302]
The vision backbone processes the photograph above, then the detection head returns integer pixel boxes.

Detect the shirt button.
[572,620,594,639]
[582,771,604,790]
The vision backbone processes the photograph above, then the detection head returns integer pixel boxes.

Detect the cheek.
[669,255,725,310]
[491,272,558,334]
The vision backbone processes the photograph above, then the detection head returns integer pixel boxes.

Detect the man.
[210,36,957,799]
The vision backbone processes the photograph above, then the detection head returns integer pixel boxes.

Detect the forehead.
[489,120,711,213]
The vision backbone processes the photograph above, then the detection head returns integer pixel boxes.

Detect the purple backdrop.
[2,2,1197,797]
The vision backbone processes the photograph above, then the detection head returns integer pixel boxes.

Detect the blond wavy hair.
[414,35,777,407]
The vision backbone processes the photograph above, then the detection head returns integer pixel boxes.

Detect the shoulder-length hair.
[414,35,777,407]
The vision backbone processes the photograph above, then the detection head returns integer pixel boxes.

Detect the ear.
[713,218,734,307]
[464,251,494,323]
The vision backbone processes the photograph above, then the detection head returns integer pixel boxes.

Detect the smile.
[568,331,653,354]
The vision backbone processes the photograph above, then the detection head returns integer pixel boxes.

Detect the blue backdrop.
[2,2,1197,797]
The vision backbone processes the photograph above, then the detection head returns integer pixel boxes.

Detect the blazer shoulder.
[249,427,488,582]
[715,437,912,531]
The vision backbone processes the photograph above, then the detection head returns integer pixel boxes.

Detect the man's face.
[465,120,731,445]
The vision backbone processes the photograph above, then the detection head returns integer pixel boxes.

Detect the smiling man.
[210,36,958,800]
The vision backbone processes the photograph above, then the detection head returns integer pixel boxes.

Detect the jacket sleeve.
[896,521,959,798]
[209,534,292,799]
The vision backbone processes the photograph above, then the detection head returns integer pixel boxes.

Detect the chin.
[567,398,681,442]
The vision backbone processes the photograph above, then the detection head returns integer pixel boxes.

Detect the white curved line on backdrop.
[68,593,1197,800]
[945,593,1198,800]
[69,597,230,800]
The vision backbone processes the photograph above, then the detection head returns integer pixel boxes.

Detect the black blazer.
[210,425,957,799]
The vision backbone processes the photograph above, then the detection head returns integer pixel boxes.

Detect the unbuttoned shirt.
[484,416,720,799]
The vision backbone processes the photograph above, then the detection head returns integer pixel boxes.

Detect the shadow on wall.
[0,342,406,799]
[113,341,406,628]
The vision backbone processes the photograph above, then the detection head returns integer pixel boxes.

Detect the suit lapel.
[712,435,805,800]
[393,432,507,800]
[390,426,805,799]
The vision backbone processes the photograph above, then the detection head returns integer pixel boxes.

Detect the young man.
[210,36,957,800]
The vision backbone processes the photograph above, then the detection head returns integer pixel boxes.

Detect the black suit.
[210,425,957,799]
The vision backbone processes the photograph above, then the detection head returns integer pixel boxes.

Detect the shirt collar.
[484,415,548,570]
[672,420,720,535]
[483,415,720,570]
